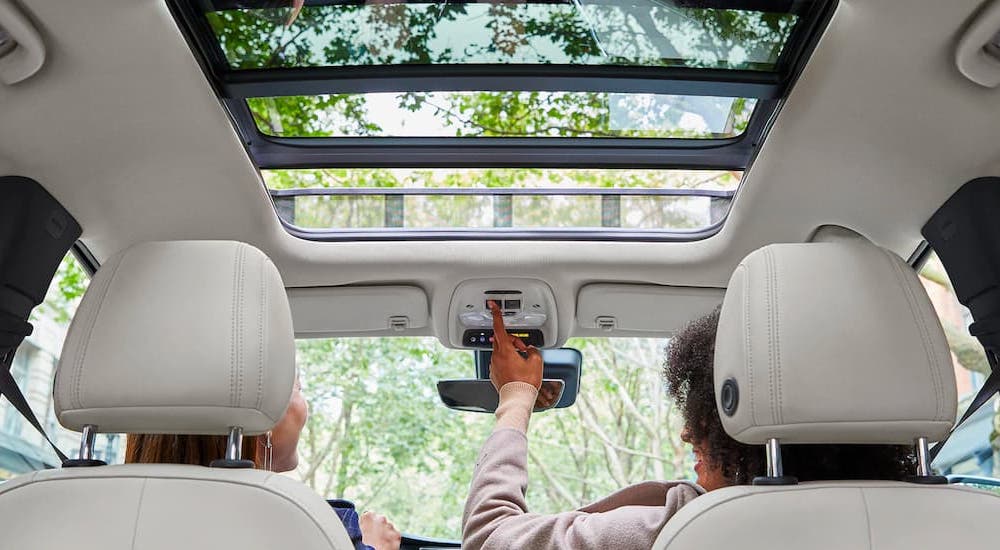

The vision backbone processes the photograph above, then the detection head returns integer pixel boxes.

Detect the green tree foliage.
[265,167,739,231]
[293,336,686,539]
[919,254,999,476]
[206,2,795,69]
[32,254,87,325]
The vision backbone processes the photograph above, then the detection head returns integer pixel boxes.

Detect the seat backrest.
[656,481,999,549]
[0,241,354,550]
[655,242,1000,549]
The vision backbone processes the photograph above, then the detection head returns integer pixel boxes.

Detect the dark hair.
[125,434,264,468]
[664,308,916,485]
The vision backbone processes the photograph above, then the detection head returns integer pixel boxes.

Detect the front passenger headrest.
[715,243,956,445]
[54,241,295,436]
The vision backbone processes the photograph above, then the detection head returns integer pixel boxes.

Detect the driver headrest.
[54,241,295,436]
[714,242,956,445]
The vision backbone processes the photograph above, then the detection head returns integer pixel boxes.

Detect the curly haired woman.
[463,304,915,550]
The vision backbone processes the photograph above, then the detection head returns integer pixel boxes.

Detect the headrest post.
[765,438,783,478]
[903,436,947,484]
[915,437,931,477]
[752,438,798,485]
[225,426,244,461]
[78,424,97,461]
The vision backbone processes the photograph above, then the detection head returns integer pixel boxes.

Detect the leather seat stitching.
[0,473,349,549]
[859,488,873,550]
[773,249,783,424]
[765,249,777,424]
[741,264,756,426]
[74,252,126,410]
[657,484,1000,545]
[129,478,148,550]
[883,248,942,420]
[237,244,247,408]
[905,260,949,421]
[257,257,266,411]
[230,245,239,408]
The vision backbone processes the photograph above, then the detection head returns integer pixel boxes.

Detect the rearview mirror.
[437,379,565,413]
[475,347,582,408]
[437,347,582,413]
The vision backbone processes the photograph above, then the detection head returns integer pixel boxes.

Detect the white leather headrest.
[715,243,956,445]
[55,241,295,435]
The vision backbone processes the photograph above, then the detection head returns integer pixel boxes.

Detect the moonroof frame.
[169,0,837,170]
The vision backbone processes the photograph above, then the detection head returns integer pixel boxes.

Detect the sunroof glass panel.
[204,1,800,71]
[265,168,740,232]
[248,92,755,138]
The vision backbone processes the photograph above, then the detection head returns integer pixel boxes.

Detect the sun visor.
[287,285,429,337]
[576,283,723,336]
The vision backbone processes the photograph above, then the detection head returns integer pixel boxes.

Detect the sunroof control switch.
[449,279,557,349]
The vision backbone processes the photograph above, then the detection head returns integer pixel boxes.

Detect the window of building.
[921,252,998,479]
[0,253,123,478]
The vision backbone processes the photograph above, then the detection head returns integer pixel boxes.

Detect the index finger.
[488,300,511,349]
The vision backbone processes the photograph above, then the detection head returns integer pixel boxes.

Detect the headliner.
[1,0,998,339]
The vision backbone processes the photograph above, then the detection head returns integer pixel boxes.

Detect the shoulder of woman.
[665,481,704,513]
[577,480,704,513]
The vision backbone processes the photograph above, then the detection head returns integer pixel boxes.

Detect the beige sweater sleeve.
[462,384,703,550]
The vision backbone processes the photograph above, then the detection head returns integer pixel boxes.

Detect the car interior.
[1,0,1000,548]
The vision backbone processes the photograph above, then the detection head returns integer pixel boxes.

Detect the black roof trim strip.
[232,97,777,169]
[206,0,807,14]
[221,65,783,99]
[278,224,728,243]
[270,187,736,197]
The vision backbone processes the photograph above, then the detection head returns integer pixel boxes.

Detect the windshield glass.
[204,1,799,71]
[290,336,685,539]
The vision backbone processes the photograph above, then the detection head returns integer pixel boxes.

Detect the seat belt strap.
[0,346,70,465]
[929,349,999,461]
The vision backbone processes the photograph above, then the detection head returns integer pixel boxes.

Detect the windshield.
[291,336,684,539]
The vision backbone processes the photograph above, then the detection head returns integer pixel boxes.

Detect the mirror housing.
[474,347,581,408]
[437,379,565,413]
[437,347,583,413]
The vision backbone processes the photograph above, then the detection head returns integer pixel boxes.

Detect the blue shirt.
[327,499,375,550]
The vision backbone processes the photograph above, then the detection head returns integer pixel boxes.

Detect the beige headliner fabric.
[54,240,295,435]
[714,242,956,444]
[0,1,997,347]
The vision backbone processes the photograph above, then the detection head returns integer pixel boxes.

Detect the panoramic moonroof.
[204,1,798,71]
[169,0,834,240]
[267,168,739,234]
[249,93,756,138]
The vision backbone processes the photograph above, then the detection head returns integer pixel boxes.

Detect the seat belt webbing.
[0,346,70,465]
[929,349,999,461]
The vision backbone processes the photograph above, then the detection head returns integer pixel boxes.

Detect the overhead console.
[448,279,557,349]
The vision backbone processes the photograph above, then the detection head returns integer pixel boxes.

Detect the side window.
[921,252,998,478]
[0,253,123,479]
